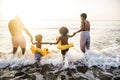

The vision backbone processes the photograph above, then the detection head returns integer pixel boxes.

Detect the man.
[8,16,33,55]
[73,13,90,53]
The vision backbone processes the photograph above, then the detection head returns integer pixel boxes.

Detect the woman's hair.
[81,13,87,19]
[59,27,69,36]
[35,34,42,41]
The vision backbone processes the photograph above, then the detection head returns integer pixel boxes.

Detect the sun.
[1,0,77,20]
[1,0,51,27]
[0,0,17,20]
[1,0,68,28]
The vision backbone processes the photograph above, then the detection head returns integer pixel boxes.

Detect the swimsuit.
[61,49,69,56]
[12,35,26,48]
[35,52,41,61]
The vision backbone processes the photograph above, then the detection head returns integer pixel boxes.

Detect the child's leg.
[61,49,69,60]
[61,50,65,60]
[35,53,41,63]
[34,53,41,68]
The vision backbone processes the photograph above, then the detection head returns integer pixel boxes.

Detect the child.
[50,27,74,59]
[73,13,90,53]
[34,34,43,49]
[31,34,50,62]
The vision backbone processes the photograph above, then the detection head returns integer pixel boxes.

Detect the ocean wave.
[0,44,120,70]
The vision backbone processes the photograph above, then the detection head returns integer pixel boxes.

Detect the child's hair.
[35,34,42,42]
[81,13,87,19]
[59,27,69,36]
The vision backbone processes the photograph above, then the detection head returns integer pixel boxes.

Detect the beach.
[0,19,120,79]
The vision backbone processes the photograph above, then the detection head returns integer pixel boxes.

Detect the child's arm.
[32,42,37,45]
[68,34,75,37]
[41,42,52,44]
[48,37,61,45]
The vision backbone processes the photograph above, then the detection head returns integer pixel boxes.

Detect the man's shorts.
[80,31,90,49]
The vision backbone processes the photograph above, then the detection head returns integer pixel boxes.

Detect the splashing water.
[0,43,119,70]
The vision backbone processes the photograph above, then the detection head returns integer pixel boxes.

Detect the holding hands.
[73,32,76,36]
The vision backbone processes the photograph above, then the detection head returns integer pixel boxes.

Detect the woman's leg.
[12,37,18,54]
[13,47,18,54]
[19,36,26,55]
[21,48,26,55]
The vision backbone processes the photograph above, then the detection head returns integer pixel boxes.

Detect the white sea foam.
[41,52,63,66]
[0,50,35,68]
[0,44,120,70]
[84,44,120,69]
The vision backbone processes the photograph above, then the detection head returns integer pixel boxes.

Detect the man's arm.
[68,34,75,37]
[74,29,81,34]
[73,21,84,35]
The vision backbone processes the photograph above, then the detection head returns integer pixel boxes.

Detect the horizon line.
[0,19,120,21]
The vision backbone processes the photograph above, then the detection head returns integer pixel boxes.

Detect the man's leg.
[80,44,86,53]
[80,32,86,53]
[86,33,90,50]
[86,40,90,50]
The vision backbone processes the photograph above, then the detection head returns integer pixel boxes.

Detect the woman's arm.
[20,22,33,42]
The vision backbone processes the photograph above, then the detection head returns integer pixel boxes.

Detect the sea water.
[0,19,120,79]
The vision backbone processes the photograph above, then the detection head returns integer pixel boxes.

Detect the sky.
[0,0,120,21]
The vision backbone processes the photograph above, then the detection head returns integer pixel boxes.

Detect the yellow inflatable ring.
[30,45,49,56]
[57,43,74,50]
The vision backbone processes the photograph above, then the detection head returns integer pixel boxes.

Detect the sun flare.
[0,0,120,23]
[1,0,77,28]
